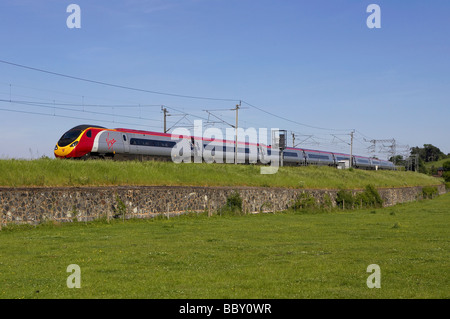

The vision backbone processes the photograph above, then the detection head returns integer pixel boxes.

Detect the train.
[54,124,395,170]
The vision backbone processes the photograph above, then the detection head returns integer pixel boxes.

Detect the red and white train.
[54,124,395,169]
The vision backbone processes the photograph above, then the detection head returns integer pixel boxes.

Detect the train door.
[122,134,129,153]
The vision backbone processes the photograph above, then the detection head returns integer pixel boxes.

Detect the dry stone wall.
[0,184,446,225]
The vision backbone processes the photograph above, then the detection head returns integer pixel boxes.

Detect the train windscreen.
[58,130,82,147]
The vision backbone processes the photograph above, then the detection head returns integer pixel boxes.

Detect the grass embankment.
[0,158,443,189]
[0,193,449,299]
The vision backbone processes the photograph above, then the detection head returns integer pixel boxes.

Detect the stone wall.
[0,184,446,226]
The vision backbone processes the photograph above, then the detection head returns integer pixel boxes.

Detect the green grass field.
[0,158,443,189]
[0,193,448,299]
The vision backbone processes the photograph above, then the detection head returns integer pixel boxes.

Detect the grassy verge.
[0,193,449,299]
[0,158,443,189]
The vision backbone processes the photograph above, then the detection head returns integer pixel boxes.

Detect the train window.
[123,135,127,142]
[223,146,235,152]
[130,138,176,148]
[86,130,92,138]
[283,152,298,157]
[57,129,82,147]
[307,153,329,160]
[61,130,81,140]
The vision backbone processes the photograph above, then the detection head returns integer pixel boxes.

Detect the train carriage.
[379,159,395,170]
[282,147,306,166]
[303,149,335,166]
[353,155,372,169]
[370,158,382,170]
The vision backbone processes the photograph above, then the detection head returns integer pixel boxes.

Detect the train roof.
[115,128,263,147]
[69,124,106,131]
[333,152,351,157]
[301,148,333,155]
[115,128,169,136]
[100,126,385,161]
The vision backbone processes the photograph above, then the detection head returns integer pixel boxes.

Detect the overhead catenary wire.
[0,60,240,102]
[0,99,161,123]
[0,107,162,129]
[240,100,352,132]
[0,81,166,108]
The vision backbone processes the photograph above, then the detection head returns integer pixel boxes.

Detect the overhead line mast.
[234,101,240,165]
[350,130,354,168]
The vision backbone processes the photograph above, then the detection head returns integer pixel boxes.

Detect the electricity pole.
[234,101,241,164]
[162,106,168,133]
[203,102,246,165]
[349,130,354,168]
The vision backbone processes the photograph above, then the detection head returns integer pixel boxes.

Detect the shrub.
[355,185,383,208]
[335,189,354,209]
[336,185,383,209]
[443,160,450,182]
[321,193,333,211]
[219,191,243,216]
[422,186,438,199]
[226,191,242,210]
[291,192,318,211]
[114,195,127,219]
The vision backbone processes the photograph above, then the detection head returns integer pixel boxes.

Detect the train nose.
[54,145,72,158]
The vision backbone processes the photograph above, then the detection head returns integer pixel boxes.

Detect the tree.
[389,155,405,166]
[443,160,450,182]
[410,144,445,163]
[417,157,427,174]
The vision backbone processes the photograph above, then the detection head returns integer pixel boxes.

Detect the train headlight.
[54,145,58,150]
[70,141,79,148]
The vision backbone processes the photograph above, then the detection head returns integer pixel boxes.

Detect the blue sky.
[0,0,449,159]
